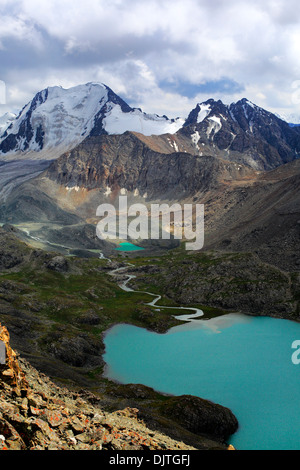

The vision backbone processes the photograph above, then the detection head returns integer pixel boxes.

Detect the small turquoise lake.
[103,314,300,450]
[115,242,145,252]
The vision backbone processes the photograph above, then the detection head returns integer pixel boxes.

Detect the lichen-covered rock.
[0,323,28,397]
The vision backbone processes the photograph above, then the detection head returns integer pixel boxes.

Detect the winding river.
[109,265,205,321]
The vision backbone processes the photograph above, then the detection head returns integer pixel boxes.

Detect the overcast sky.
[1,0,300,120]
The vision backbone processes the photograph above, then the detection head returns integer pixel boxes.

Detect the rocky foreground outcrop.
[0,323,236,451]
[0,323,195,450]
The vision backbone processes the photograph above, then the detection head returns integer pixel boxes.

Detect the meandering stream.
[109,265,205,322]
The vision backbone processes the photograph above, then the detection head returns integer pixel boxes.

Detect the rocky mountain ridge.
[1,82,300,173]
[180,98,300,170]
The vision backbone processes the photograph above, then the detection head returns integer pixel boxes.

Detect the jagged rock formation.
[44,133,254,198]
[180,98,300,170]
[0,324,28,399]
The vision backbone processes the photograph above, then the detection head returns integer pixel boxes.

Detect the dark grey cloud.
[0,27,182,71]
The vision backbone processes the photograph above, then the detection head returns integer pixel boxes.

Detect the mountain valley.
[0,82,299,451]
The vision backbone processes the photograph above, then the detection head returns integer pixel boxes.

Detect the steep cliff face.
[202,159,300,272]
[0,131,256,228]
[44,133,253,199]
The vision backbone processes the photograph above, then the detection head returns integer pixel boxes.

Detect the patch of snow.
[104,186,112,196]
[246,100,255,109]
[208,116,221,126]
[206,116,222,139]
[66,185,80,192]
[229,109,237,123]
[167,137,179,152]
[197,103,211,123]
[191,130,201,148]
[104,105,183,136]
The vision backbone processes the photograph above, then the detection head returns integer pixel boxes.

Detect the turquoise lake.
[115,242,145,252]
[103,314,300,450]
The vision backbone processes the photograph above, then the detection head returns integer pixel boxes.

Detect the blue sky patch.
[159,78,244,98]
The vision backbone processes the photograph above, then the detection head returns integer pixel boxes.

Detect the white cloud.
[0,13,43,49]
[1,0,300,118]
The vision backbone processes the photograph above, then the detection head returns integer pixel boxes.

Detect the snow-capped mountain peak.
[0,82,184,160]
[179,96,300,171]
[184,97,282,131]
